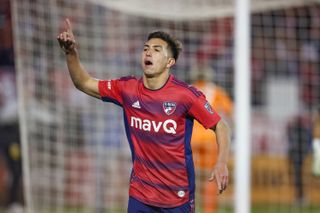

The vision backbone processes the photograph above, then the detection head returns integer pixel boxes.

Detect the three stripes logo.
[132,100,141,109]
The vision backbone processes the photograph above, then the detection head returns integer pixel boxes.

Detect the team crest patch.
[204,102,214,114]
[163,102,177,115]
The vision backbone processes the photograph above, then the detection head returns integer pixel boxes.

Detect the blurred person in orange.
[190,63,233,213]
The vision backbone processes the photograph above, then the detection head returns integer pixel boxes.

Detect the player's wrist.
[65,47,77,55]
[216,161,227,166]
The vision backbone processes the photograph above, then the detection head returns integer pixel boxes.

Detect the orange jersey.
[191,80,233,169]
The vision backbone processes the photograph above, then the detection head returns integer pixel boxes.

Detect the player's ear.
[166,58,176,68]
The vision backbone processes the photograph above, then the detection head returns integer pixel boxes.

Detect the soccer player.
[57,19,230,212]
[190,64,233,213]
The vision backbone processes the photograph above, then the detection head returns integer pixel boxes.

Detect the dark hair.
[147,31,182,61]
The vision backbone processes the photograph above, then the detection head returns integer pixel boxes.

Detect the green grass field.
[1,204,320,213]
[217,204,320,213]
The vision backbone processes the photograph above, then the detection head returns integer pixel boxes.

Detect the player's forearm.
[214,120,230,164]
[65,49,91,91]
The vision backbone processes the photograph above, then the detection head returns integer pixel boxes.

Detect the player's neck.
[143,71,170,90]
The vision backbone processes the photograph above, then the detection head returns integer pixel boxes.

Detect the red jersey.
[98,74,221,208]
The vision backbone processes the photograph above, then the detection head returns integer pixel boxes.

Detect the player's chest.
[124,92,188,117]
[124,95,186,135]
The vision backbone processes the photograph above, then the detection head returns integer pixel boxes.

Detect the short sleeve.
[98,79,123,106]
[188,94,221,129]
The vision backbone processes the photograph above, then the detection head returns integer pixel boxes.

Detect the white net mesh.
[11,0,320,212]
[250,4,320,210]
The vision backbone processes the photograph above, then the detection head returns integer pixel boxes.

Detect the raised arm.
[209,120,230,194]
[57,19,100,99]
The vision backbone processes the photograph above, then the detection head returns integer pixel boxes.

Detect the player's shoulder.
[170,76,204,98]
[116,75,139,87]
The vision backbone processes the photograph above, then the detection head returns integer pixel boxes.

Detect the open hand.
[209,162,229,194]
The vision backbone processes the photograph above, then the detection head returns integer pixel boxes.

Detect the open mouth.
[144,60,153,66]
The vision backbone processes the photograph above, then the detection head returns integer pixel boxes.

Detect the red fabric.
[98,75,221,207]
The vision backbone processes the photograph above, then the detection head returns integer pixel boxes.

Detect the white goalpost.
[234,0,251,212]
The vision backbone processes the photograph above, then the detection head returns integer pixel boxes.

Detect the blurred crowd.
[0,0,23,212]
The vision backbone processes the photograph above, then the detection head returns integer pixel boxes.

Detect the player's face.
[141,38,174,77]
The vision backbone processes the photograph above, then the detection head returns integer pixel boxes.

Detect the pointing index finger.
[65,18,73,34]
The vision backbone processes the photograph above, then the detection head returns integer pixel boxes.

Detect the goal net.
[11,0,320,212]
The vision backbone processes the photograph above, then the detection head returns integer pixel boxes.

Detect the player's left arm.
[209,119,230,194]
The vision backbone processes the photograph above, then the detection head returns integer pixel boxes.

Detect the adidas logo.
[132,100,141,109]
